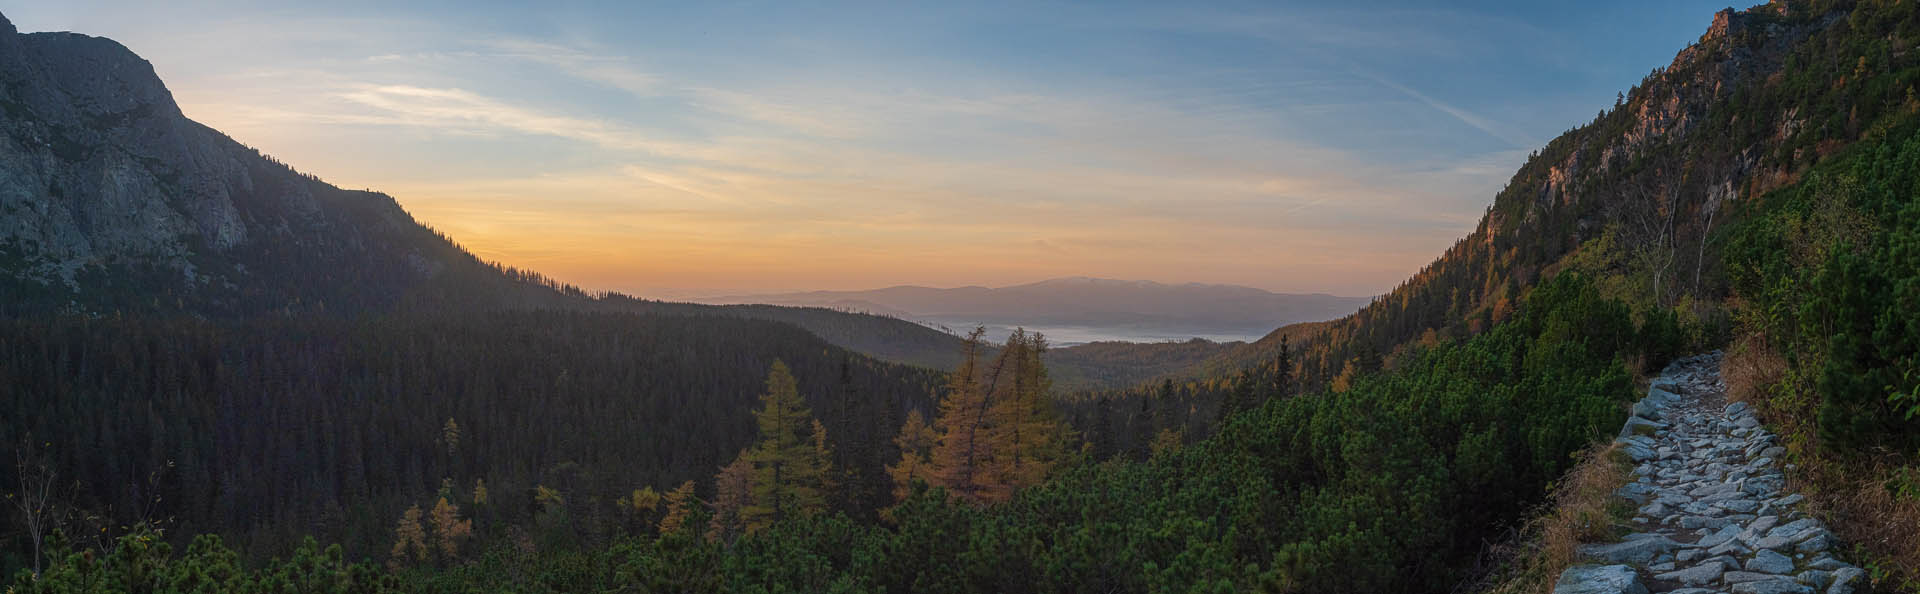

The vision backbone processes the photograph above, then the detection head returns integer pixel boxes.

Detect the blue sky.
[6,0,1733,296]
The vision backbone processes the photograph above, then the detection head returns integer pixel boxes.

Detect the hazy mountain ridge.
[701,277,1368,342]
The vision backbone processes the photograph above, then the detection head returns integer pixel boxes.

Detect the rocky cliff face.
[0,11,479,315]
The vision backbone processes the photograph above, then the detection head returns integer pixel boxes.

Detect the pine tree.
[1132,387,1157,461]
[1090,396,1115,462]
[1272,336,1293,400]
[739,360,830,533]
[1217,370,1257,425]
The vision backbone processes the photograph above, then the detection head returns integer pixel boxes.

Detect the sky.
[7,0,1734,297]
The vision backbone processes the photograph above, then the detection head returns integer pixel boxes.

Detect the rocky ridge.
[1554,353,1867,594]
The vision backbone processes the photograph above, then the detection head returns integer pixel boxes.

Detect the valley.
[3,1,1919,593]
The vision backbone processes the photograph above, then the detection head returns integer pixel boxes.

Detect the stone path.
[1554,353,1868,594]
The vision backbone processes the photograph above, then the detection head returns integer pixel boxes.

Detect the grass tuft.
[1476,441,1635,594]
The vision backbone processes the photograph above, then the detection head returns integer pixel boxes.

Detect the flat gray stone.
[1622,417,1669,440]
[1634,399,1664,420]
[1797,570,1832,590]
[1719,499,1762,513]
[1731,578,1814,594]
[1708,538,1750,557]
[1580,536,1678,564]
[1769,519,1821,538]
[1827,567,1865,594]
[1746,549,1795,574]
[1804,557,1847,571]
[1693,524,1743,548]
[1795,531,1830,553]
[1655,562,1726,587]
[1554,564,1650,594]
[1726,571,1778,583]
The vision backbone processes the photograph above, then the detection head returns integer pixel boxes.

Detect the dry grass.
[1723,330,1920,592]
[1811,461,1920,591]
[1721,330,1785,408]
[1476,442,1634,594]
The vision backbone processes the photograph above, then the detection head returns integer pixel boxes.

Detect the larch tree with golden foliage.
[982,329,1069,500]
[885,409,937,501]
[429,497,473,561]
[927,327,997,503]
[707,451,752,542]
[389,504,427,568]
[919,328,1068,505]
[657,480,696,536]
[738,360,832,533]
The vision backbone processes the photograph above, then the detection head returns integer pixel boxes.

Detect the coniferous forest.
[5,0,1920,593]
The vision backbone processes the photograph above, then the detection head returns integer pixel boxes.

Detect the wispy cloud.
[1352,70,1537,149]
[482,39,662,97]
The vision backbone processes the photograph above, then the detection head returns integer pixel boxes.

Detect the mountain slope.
[1201,0,1917,387]
[0,14,987,380]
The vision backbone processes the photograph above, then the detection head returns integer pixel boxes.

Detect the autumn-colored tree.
[472,479,489,506]
[429,497,473,561]
[707,452,752,543]
[739,361,831,533]
[809,419,837,497]
[1148,428,1184,458]
[981,329,1068,500]
[441,418,461,456]
[619,487,661,513]
[885,409,937,502]
[927,327,996,503]
[658,480,696,535]
[389,505,427,568]
[534,485,565,510]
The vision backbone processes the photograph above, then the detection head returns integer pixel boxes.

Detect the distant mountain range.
[697,277,1370,344]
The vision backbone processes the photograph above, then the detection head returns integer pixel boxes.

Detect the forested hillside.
[0,311,943,561]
